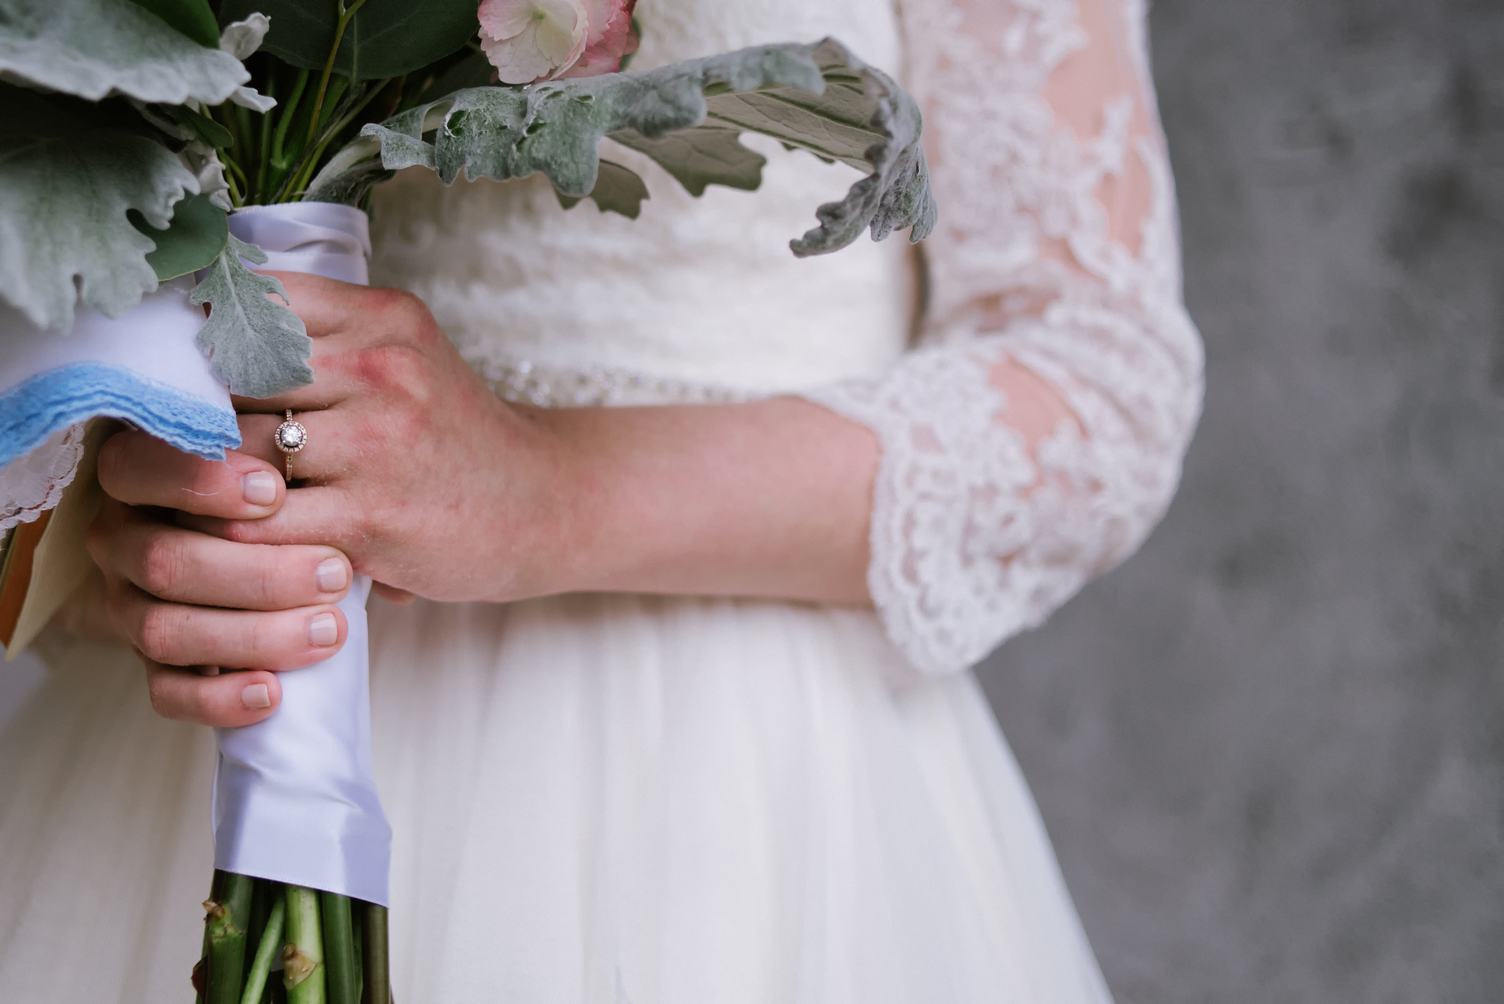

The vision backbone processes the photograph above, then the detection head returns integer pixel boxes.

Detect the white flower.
[219,14,276,112]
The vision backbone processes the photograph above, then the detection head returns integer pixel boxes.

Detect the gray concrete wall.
[978,1,1504,1000]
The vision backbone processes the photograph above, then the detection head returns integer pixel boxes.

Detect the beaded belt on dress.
[482,356,764,407]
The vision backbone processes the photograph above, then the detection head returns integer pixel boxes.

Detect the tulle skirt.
[0,593,1112,1002]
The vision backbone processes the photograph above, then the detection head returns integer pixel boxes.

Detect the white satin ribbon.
[212,202,392,905]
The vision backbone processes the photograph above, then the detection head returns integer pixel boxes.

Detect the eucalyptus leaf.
[320,38,935,256]
[0,125,199,330]
[189,236,312,396]
[138,194,229,281]
[128,0,220,48]
[218,0,478,80]
[0,0,251,104]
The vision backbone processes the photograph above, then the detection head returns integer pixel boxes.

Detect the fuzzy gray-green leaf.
[0,0,250,104]
[331,38,935,255]
[189,236,312,397]
[609,126,765,197]
[554,160,649,218]
[0,126,199,330]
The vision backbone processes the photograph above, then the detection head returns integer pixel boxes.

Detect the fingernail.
[241,683,272,709]
[316,557,348,593]
[242,471,279,506]
[309,612,339,647]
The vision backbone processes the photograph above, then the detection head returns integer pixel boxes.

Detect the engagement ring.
[273,409,307,483]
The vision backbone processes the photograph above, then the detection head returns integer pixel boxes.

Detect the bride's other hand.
[185,272,580,604]
[180,272,879,608]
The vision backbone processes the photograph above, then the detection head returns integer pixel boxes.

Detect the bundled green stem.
[283,886,326,1004]
[205,871,255,1004]
[240,896,285,1004]
[360,904,391,1004]
[320,892,359,1004]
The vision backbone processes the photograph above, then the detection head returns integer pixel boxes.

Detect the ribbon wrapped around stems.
[211,202,391,906]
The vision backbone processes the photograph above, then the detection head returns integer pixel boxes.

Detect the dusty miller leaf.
[320,38,936,254]
[0,108,200,329]
[553,161,649,218]
[189,236,312,397]
[0,0,251,104]
[610,126,765,197]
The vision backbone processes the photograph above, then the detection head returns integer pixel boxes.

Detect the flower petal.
[561,0,637,79]
[478,0,588,84]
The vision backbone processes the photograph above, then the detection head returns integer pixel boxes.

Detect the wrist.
[497,402,610,601]
[522,398,878,603]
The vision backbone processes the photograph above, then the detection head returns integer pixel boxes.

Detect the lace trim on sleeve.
[804,0,1205,675]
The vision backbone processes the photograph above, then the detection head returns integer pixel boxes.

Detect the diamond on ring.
[274,409,306,482]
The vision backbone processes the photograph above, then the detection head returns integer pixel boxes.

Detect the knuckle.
[248,549,291,608]
[135,604,177,663]
[239,615,285,666]
[138,533,188,596]
[378,287,432,331]
[186,684,214,723]
[218,520,262,545]
[357,342,429,394]
[176,462,226,505]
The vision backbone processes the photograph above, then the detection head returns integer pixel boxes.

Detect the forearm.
[542,396,879,605]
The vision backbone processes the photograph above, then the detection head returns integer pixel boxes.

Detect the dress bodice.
[373,0,1206,678]
[368,0,913,404]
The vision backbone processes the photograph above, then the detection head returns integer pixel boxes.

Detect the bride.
[0,0,1202,999]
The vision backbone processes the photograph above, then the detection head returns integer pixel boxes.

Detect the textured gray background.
[977,1,1504,1001]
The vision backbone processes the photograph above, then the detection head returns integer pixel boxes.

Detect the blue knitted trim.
[0,362,240,467]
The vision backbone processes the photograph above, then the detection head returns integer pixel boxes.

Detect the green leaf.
[0,118,199,329]
[129,0,220,48]
[323,38,936,256]
[168,104,235,148]
[554,160,648,218]
[137,194,230,281]
[189,236,312,397]
[0,0,251,104]
[218,0,479,80]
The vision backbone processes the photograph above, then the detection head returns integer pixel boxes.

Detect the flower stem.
[307,0,371,149]
[282,886,326,1004]
[205,871,255,1004]
[359,903,390,1004]
[240,895,286,1004]
[320,893,359,1004]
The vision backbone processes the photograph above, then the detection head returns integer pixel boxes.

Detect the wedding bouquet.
[0,0,937,999]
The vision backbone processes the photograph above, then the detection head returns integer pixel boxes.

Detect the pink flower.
[478,0,639,85]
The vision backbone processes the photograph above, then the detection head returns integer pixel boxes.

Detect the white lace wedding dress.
[0,0,1202,1000]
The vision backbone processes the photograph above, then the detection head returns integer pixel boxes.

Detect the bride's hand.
[183,273,580,604]
[84,275,582,727]
[85,273,877,729]
[84,442,355,727]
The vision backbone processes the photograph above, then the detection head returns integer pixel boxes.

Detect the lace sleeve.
[801,0,1205,675]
